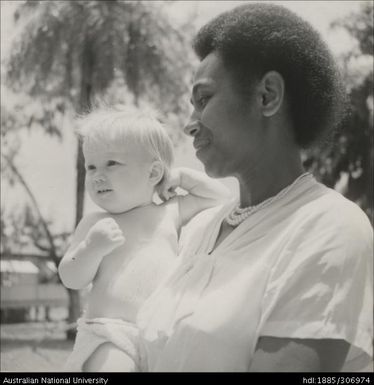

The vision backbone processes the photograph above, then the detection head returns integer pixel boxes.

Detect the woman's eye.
[107,160,119,167]
[86,165,95,171]
[198,96,210,108]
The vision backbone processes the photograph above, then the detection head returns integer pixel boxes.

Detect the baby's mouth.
[97,188,113,194]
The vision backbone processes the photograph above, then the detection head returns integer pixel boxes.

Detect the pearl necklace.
[225,172,312,227]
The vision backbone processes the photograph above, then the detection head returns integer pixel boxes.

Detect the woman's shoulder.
[288,185,373,260]
[298,183,371,234]
[269,186,372,285]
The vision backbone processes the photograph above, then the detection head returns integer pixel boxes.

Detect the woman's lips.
[193,138,211,151]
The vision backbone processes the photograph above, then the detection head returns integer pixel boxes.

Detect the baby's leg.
[83,342,137,372]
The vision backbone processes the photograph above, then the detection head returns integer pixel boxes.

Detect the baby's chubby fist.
[85,217,125,256]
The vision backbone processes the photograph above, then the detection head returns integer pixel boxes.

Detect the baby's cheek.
[86,181,95,199]
[84,176,91,187]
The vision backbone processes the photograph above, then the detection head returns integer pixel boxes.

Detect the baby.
[58,106,231,372]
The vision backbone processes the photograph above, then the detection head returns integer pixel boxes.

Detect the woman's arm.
[159,167,232,228]
[249,337,350,372]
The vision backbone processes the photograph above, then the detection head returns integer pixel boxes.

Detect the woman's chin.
[202,162,229,179]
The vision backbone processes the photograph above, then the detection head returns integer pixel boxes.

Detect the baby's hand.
[85,218,125,256]
[159,168,181,202]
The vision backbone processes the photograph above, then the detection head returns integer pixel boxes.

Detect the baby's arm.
[160,167,232,228]
[58,214,125,290]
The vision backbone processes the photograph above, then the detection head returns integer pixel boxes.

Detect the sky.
[167,1,362,55]
[0,1,369,235]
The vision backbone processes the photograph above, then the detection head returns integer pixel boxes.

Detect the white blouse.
[137,176,373,372]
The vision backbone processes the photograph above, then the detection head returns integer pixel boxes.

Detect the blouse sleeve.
[259,200,373,361]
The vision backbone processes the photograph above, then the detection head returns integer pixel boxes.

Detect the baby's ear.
[149,161,164,186]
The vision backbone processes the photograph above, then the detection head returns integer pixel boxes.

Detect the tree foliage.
[1,88,71,265]
[303,2,373,222]
[6,0,192,114]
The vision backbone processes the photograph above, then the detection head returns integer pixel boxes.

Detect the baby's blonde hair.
[77,105,174,190]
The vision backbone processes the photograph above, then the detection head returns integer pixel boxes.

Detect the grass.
[1,321,74,372]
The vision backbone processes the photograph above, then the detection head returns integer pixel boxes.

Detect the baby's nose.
[93,174,106,183]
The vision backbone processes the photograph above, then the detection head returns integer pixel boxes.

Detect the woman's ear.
[149,161,164,186]
[259,71,285,117]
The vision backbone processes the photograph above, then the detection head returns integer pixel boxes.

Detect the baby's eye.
[86,165,96,171]
[107,160,119,167]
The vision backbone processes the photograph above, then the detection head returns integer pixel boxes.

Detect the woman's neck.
[236,146,304,208]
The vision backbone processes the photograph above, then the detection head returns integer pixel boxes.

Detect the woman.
[137,3,373,372]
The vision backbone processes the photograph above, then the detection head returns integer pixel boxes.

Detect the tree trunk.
[66,288,81,340]
[75,39,94,227]
[66,40,94,341]
[75,142,86,227]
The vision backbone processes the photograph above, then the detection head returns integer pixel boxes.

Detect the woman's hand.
[158,168,181,202]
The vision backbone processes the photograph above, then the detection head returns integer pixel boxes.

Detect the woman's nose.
[183,114,201,137]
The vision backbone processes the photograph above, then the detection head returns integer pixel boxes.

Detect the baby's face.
[84,143,153,214]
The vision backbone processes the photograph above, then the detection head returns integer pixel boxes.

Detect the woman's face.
[184,52,265,179]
